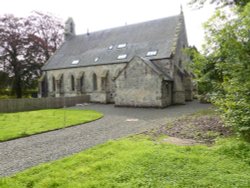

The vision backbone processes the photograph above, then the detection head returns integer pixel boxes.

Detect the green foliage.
[0,88,38,99]
[189,3,250,141]
[0,109,103,141]
[0,71,11,88]
[189,0,250,9]
[185,46,219,103]
[0,136,249,187]
[0,12,63,98]
[186,47,214,96]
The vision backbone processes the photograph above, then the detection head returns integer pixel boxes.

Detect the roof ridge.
[75,14,181,37]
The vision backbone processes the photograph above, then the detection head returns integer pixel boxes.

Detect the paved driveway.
[0,101,211,177]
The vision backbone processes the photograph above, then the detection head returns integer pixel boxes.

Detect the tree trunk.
[13,73,22,98]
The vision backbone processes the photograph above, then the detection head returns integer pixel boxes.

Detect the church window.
[80,75,84,92]
[117,54,127,60]
[58,75,64,94]
[117,43,127,49]
[71,60,79,65]
[146,50,158,57]
[52,76,56,91]
[71,75,75,91]
[101,78,107,91]
[93,73,97,91]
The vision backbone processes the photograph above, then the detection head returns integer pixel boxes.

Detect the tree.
[185,46,218,99]
[0,71,11,89]
[0,12,63,98]
[189,0,250,8]
[190,2,250,140]
[27,11,64,63]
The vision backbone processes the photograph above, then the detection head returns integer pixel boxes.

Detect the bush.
[190,4,250,141]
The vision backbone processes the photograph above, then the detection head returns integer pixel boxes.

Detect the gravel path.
[0,101,211,177]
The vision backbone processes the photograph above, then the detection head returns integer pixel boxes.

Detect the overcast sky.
[0,0,216,50]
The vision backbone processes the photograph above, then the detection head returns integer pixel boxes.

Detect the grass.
[0,109,103,142]
[0,136,249,188]
[1,109,249,187]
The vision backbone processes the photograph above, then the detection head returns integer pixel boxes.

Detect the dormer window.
[146,50,158,57]
[117,54,127,60]
[117,43,127,49]
[71,60,79,65]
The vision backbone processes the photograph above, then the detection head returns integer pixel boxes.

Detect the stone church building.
[39,11,193,107]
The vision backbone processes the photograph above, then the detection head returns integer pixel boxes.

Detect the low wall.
[0,95,90,113]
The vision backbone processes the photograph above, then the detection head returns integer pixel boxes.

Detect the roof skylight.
[117,43,127,49]
[146,50,158,57]
[94,57,99,62]
[108,45,113,50]
[71,60,79,65]
[117,54,127,60]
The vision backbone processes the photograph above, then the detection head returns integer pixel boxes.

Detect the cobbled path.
[0,101,211,177]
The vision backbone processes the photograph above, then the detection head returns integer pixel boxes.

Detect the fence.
[0,95,90,113]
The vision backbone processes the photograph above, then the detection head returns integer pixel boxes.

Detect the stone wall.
[45,63,125,103]
[171,14,191,105]
[172,68,185,104]
[115,57,169,107]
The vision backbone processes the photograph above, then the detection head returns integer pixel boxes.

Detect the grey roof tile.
[43,14,181,70]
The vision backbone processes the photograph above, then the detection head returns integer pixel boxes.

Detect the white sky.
[0,0,216,50]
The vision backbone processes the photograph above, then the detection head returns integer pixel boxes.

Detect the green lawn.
[0,109,103,142]
[1,136,249,188]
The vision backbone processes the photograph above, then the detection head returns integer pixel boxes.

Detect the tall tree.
[0,12,63,98]
[189,1,250,140]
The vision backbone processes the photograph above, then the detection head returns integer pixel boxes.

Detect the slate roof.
[43,14,182,71]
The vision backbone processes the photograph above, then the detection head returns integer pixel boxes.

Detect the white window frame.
[108,45,113,50]
[117,43,127,49]
[146,50,158,57]
[117,54,127,60]
[94,57,99,62]
[71,60,79,65]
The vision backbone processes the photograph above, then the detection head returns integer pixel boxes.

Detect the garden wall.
[0,96,90,113]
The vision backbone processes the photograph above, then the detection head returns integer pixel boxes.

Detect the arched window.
[52,76,56,91]
[93,73,97,91]
[59,74,64,93]
[101,77,107,91]
[80,75,84,92]
[58,74,64,95]
[71,75,75,91]
[101,70,109,91]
